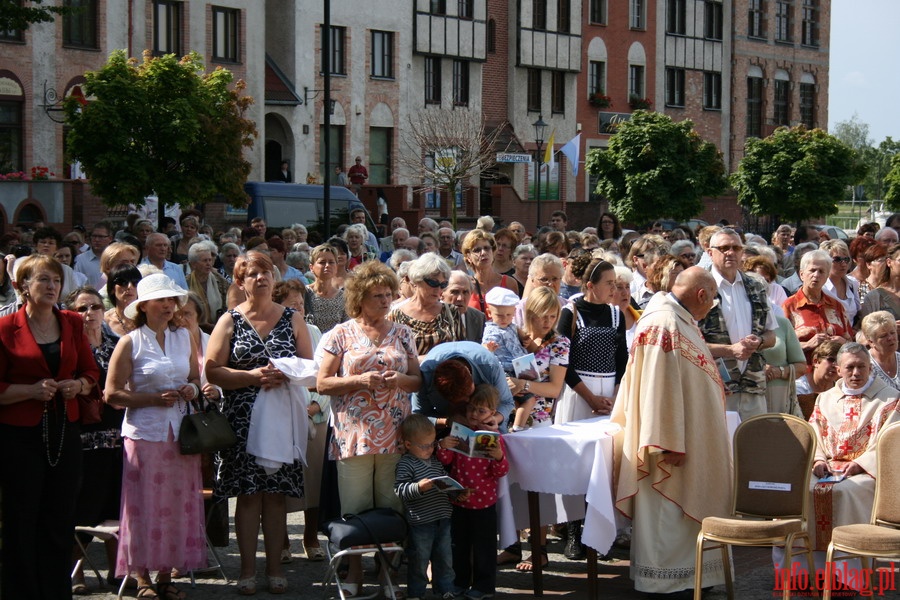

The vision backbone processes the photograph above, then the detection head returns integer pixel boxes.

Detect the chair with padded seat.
[823,422,900,599]
[694,413,818,600]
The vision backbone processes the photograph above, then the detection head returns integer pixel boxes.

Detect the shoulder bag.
[179,395,237,455]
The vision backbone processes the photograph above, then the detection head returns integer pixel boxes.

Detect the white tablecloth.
[498,417,621,553]
[496,411,741,552]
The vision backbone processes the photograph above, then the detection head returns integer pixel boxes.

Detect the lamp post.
[532,114,548,228]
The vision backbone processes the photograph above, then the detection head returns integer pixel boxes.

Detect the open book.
[431,475,465,492]
[447,422,501,459]
[512,353,539,380]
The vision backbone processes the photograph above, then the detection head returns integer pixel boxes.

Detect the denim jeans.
[406,517,455,597]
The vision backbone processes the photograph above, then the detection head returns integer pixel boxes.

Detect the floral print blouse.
[320,319,418,459]
[530,334,570,424]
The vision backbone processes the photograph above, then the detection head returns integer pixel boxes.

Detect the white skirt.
[555,371,616,424]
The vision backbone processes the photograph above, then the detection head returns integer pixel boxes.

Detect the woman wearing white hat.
[105,273,205,600]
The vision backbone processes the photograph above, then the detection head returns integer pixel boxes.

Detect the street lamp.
[532,114,548,228]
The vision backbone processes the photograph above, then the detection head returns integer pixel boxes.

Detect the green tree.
[584,111,726,224]
[732,126,867,224]
[865,137,900,200]
[65,50,257,214]
[0,0,72,31]
[885,154,900,207]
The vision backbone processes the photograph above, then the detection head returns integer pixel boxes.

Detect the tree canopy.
[584,111,726,224]
[65,50,257,210]
[731,126,867,223]
[885,154,900,207]
[833,114,899,202]
[0,0,72,31]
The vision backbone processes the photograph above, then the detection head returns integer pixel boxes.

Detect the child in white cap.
[481,287,536,431]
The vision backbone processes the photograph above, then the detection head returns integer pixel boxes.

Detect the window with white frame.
[153,1,181,56]
[630,0,645,29]
[212,6,240,62]
[703,72,721,109]
[371,30,394,78]
[629,64,645,99]
[801,0,818,46]
[665,68,685,107]
[748,0,765,38]
[775,1,792,42]
[589,61,606,95]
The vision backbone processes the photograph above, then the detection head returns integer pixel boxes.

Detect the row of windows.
[1,0,241,62]
[746,76,816,136]
[666,0,723,40]
[424,57,470,106]
[532,0,572,33]
[588,61,648,101]
[750,0,819,46]
[320,27,395,79]
[664,68,722,109]
[527,69,567,114]
[429,0,474,19]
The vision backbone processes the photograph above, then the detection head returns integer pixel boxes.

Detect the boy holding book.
[394,414,457,600]
[481,287,536,431]
[437,385,509,600]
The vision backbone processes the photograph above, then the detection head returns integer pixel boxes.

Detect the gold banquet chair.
[823,422,900,600]
[694,414,818,600]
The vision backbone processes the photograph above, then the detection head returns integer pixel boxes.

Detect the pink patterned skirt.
[116,436,206,576]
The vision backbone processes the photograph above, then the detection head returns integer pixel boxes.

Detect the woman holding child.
[317,261,422,598]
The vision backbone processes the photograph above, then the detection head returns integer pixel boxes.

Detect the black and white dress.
[215,308,304,499]
[555,296,628,423]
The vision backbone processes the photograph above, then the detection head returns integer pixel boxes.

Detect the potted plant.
[588,92,612,109]
[628,95,652,110]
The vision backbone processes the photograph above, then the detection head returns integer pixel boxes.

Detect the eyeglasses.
[422,277,449,289]
[831,256,851,264]
[710,245,743,254]
[74,303,104,313]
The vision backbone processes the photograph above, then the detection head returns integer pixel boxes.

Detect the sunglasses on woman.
[113,276,141,287]
[422,278,449,289]
[74,303,104,313]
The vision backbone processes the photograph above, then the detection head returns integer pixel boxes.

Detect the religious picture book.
[512,353,539,381]
[818,472,848,484]
[431,475,464,492]
[448,422,501,459]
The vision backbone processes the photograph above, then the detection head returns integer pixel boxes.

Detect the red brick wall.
[483,0,510,125]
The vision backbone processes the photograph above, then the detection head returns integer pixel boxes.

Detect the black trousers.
[451,504,498,594]
[0,419,82,600]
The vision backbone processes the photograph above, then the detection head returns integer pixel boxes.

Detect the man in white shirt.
[141,233,188,289]
[699,228,776,421]
[74,221,113,289]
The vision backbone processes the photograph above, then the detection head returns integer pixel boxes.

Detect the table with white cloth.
[497,412,741,598]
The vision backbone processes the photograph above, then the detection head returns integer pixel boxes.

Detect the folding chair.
[321,509,408,600]
[72,519,128,599]
[188,488,230,587]
[823,422,900,599]
[694,413,818,600]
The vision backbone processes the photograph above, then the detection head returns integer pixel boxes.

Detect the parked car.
[813,224,851,242]
[245,182,376,235]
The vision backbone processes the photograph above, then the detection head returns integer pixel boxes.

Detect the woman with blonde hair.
[862,310,900,389]
[308,244,346,333]
[171,215,201,265]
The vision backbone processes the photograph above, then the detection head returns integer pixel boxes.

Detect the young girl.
[438,385,509,600]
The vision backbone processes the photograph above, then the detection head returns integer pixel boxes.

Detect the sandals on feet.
[497,542,522,566]
[304,542,326,561]
[72,581,89,595]
[268,576,288,594]
[136,585,159,598]
[236,577,257,596]
[156,582,186,600]
[515,547,549,572]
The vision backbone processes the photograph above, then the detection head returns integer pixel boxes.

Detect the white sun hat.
[124,273,188,320]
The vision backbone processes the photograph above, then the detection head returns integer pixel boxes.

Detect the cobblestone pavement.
[80,500,778,599]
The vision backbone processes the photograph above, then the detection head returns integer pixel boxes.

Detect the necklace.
[42,400,67,467]
[27,314,59,343]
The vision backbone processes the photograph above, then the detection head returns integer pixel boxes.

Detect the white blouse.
[121,325,193,442]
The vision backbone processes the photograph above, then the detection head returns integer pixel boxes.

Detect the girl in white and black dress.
[556,259,628,422]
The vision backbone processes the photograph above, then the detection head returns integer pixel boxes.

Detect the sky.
[828,0,900,144]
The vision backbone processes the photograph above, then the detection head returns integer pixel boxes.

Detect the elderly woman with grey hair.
[218,242,241,283]
[186,240,230,328]
[388,253,464,356]
[344,223,374,270]
[783,249,854,365]
[669,239,698,265]
[862,310,900,389]
[511,243,537,296]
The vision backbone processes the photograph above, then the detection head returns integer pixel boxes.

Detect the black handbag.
[178,396,237,455]
[325,507,408,550]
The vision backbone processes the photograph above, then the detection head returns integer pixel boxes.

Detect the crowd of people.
[1,207,899,600]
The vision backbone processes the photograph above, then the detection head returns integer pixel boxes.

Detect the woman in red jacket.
[0,254,99,600]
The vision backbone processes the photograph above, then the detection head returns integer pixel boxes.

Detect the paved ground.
[77,501,810,599]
